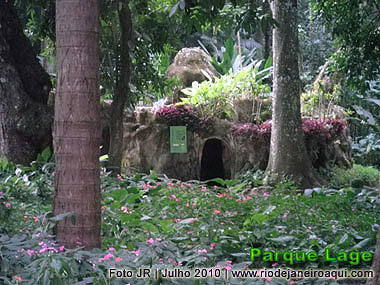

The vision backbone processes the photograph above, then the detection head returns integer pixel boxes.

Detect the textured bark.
[0,0,52,164]
[107,0,132,173]
[367,229,380,285]
[53,0,101,249]
[263,0,272,60]
[265,0,320,188]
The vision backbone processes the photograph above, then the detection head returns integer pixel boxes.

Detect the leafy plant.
[1,157,379,284]
[301,83,343,119]
[329,164,380,189]
[179,65,271,120]
[207,38,263,75]
[352,133,380,167]
[156,105,212,133]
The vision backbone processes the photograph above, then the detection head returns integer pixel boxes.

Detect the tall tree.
[53,0,101,249]
[0,0,52,164]
[265,0,319,188]
[107,0,132,172]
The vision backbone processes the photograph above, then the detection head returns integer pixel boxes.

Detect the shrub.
[179,66,271,120]
[156,105,212,133]
[231,122,271,141]
[330,164,380,188]
[352,133,380,167]
[232,119,347,141]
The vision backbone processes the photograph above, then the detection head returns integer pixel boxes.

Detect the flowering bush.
[231,121,272,141]
[302,119,347,140]
[156,105,212,133]
[232,119,347,141]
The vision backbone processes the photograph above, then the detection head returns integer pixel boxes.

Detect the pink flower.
[283,213,288,218]
[192,202,197,206]
[103,253,113,260]
[59,245,65,252]
[213,209,221,214]
[197,249,207,253]
[308,226,313,230]
[14,276,22,282]
[131,250,140,255]
[263,193,270,197]
[115,257,123,262]
[109,247,115,252]
[224,265,232,270]
[5,202,11,208]
[147,238,155,245]
[332,225,336,229]
[27,249,35,256]
[226,260,232,264]
[266,277,272,282]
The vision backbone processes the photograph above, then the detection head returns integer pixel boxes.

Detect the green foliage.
[345,79,380,139]
[329,164,380,189]
[301,83,343,119]
[310,0,380,89]
[297,1,334,86]
[1,158,379,284]
[179,65,271,120]
[352,133,380,167]
[211,38,237,75]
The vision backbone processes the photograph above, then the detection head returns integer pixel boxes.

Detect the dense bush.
[231,122,271,141]
[329,164,380,189]
[156,105,212,133]
[179,66,271,120]
[232,119,347,142]
[352,133,380,168]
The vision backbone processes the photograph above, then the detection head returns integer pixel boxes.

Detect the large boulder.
[165,48,219,101]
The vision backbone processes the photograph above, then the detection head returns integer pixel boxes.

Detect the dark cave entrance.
[200,138,225,181]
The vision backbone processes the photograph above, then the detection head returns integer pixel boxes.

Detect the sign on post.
[170,126,187,153]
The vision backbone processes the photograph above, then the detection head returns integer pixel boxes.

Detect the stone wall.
[121,107,352,181]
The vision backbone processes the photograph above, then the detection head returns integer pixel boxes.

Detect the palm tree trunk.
[53,0,101,249]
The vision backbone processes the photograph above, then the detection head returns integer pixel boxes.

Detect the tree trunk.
[0,0,52,164]
[263,0,272,60]
[265,0,320,188]
[367,229,380,285]
[53,0,101,249]
[107,0,132,173]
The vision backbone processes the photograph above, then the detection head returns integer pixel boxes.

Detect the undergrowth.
[0,157,378,284]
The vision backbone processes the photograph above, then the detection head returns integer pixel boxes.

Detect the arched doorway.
[200,138,225,181]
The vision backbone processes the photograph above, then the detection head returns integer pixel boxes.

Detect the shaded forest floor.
[0,154,379,284]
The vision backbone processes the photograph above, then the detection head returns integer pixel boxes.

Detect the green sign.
[170,126,187,153]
